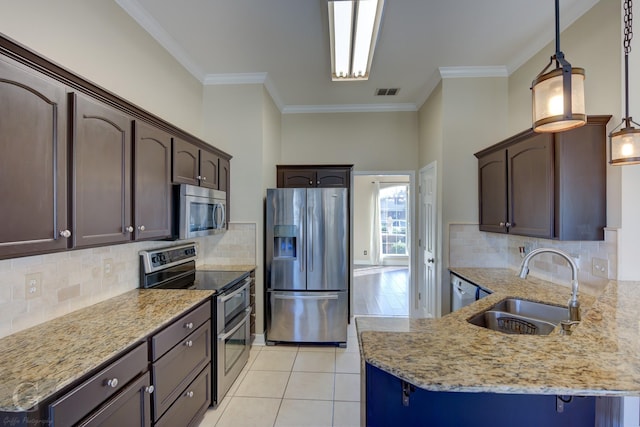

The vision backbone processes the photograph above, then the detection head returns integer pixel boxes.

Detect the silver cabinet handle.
[184,340,193,347]
[59,230,71,238]
[197,175,202,180]
[202,176,207,181]
[105,378,118,388]
[145,385,155,394]
[427,258,435,263]
[499,222,512,228]
[309,180,313,185]
[273,293,338,301]
[138,225,145,231]
[185,391,194,398]
[184,322,194,329]
[125,226,134,233]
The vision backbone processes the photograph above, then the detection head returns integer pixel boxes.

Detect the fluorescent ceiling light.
[328,0,384,81]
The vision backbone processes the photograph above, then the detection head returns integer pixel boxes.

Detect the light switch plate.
[592,257,609,279]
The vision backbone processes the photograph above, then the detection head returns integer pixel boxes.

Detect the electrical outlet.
[103,258,114,278]
[25,273,42,299]
[592,257,609,279]
[364,250,368,255]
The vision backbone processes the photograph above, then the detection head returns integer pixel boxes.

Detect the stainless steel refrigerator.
[265,188,348,346]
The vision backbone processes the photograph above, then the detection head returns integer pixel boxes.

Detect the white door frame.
[418,162,439,318]
[351,170,417,317]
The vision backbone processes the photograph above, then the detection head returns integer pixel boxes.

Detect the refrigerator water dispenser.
[273,225,297,259]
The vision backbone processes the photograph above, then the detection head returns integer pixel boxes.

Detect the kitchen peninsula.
[358,268,640,426]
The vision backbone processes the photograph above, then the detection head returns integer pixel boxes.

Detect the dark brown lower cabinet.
[155,367,211,427]
[49,342,148,426]
[79,372,152,427]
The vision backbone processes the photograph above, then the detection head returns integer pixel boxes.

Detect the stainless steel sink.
[468,298,569,335]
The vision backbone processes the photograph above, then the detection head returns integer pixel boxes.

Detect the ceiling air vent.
[375,88,399,96]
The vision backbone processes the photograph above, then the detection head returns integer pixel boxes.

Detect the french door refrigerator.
[265,188,348,346]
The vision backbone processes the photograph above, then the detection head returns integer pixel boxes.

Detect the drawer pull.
[185,391,194,398]
[184,322,194,329]
[105,378,119,388]
[145,385,155,394]
[184,340,193,347]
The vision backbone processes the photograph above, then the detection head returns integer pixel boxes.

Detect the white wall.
[281,112,419,171]
[0,0,204,137]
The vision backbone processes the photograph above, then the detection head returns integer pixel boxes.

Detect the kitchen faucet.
[518,248,580,322]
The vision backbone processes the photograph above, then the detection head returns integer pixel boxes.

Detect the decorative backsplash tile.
[0,222,256,339]
[449,224,617,296]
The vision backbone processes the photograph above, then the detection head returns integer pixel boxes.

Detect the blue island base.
[365,364,595,427]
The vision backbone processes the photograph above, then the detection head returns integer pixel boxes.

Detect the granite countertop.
[0,289,214,412]
[199,264,256,272]
[357,268,640,396]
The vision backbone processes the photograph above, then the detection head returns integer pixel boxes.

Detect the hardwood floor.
[353,266,409,316]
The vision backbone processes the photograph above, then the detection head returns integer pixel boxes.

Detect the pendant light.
[531,0,586,133]
[610,0,640,165]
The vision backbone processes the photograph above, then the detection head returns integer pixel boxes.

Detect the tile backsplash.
[0,222,256,339]
[449,223,617,296]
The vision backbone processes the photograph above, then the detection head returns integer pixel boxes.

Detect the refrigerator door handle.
[300,204,305,273]
[273,293,339,301]
[308,206,314,272]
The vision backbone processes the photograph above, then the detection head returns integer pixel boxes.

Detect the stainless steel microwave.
[176,184,226,239]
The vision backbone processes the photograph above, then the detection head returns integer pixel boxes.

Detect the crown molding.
[438,66,508,79]
[282,103,418,114]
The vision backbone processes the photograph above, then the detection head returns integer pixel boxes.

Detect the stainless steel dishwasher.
[450,273,490,311]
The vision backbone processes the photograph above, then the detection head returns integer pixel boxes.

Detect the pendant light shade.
[609,0,639,165]
[532,67,586,132]
[531,0,586,133]
[611,126,640,164]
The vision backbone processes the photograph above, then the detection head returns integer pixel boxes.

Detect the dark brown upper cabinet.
[72,94,133,248]
[277,165,352,188]
[172,138,220,190]
[0,57,70,259]
[133,121,172,240]
[475,115,611,240]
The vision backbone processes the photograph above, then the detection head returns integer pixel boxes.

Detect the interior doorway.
[352,172,415,317]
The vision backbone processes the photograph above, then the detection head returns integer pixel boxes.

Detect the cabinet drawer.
[152,301,210,361]
[78,372,151,426]
[155,366,211,427]
[152,320,211,420]
[49,342,147,426]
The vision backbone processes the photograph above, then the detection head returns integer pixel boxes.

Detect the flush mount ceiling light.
[531,0,586,133]
[327,0,385,81]
[610,0,640,165]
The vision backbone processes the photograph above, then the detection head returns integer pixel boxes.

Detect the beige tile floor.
[199,321,361,427]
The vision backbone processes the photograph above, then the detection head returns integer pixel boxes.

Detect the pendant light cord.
[624,0,634,125]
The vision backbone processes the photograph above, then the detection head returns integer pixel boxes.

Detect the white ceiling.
[115,0,600,113]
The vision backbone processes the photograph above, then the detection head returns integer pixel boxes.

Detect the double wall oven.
[139,243,251,406]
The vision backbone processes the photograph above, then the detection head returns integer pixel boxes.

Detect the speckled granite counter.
[0,289,214,412]
[199,264,256,272]
[357,268,640,396]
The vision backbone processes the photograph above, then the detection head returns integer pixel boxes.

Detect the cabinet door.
[278,169,316,187]
[79,372,152,427]
[316,169,349,187]
[219,157,230,193]
[134,121,172,240]
[172,138,199,186]
[0,57,69,258]
[72,94,132,247]
[507,133,553,238]
[477,150,508,234]
[199,149,219,189]
[219,157,231,221]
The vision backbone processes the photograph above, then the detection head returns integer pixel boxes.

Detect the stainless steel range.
[139,243,251,407]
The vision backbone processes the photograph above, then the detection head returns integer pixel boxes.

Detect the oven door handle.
[218,308,252,341]
[219,278,251,303]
